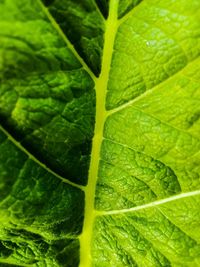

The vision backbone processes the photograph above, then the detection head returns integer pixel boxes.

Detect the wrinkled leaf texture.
[0,0,200,266]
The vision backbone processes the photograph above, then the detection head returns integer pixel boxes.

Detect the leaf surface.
[0,0,200,266]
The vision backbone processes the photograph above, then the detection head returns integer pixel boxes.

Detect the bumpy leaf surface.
[0,0,200,266]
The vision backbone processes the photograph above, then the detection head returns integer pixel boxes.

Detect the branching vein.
[79,1,119,266]
[96,190,200,216]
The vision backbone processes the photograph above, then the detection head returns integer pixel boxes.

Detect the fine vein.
[96,190,200,216]
[118,0,144,25]
[0,260,30,267]
[106,56,200,117]
[0,125,84,191]
[92,0,106,21]
[37,0,96,81]
[79,1,119,266]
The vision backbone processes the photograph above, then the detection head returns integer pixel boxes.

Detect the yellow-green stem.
[79,1,119,266]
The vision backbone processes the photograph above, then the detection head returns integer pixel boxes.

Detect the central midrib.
[79,1,119,266]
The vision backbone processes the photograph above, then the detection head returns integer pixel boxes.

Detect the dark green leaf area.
[42,0,105,76]
[95,0,109,18]
[0,130,84,266]
[0,237,80,267]
[0,0,96,185]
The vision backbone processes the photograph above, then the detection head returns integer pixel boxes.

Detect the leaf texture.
[0,0,200,266]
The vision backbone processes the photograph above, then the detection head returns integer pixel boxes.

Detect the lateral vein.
[95,190,200,216]
[0,124,84,191]
[36,0,96,81]
[106,56,200,116]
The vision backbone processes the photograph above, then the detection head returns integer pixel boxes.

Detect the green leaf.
[0,0,200,266]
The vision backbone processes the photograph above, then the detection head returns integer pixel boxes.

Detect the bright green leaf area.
[0,0,200,266]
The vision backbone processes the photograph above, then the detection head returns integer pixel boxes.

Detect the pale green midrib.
[37,0,97,82]
[95,190,200,216]
[78,1,119,267]
[0,125,84,191]
[106,55,200,117]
